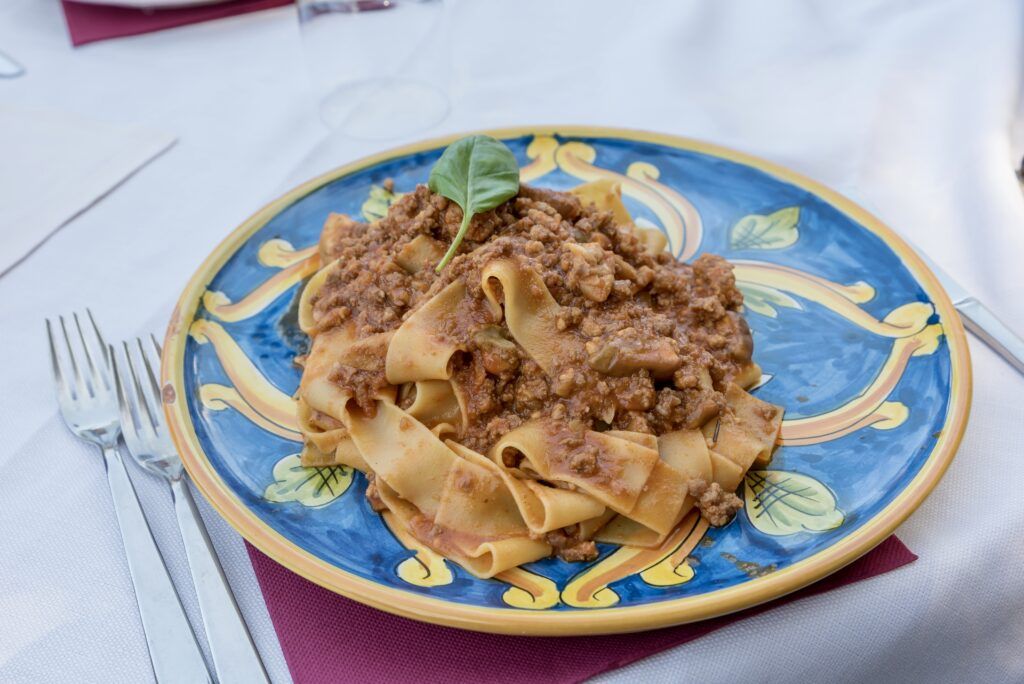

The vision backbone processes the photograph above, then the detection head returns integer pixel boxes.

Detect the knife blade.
[912,243,1024,376]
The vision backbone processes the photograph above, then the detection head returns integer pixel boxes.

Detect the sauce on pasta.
[296,179,783,576]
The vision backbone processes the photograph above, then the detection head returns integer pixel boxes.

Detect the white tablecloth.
[2,1,1023,682]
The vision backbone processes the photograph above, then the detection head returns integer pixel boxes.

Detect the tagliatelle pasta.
[294,176,783,578]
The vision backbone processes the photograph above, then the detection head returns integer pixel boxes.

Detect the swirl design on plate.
[186,135,947,609]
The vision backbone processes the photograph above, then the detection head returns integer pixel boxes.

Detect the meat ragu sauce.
[308,183,756,458]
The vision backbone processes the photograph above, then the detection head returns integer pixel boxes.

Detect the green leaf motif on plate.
[737,282,801,318]
[361,184,404,222]
[744,470,845,535]
[730,207,800,250]
[264,454,352,508]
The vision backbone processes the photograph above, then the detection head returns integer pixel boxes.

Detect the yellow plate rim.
[162,125,971,636]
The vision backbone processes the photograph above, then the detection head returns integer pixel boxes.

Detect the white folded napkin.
[0,105,175,275]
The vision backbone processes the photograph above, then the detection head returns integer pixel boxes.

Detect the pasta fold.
[293,181,785,578]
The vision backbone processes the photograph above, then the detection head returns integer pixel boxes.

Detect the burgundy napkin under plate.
[246,536,916,684]
[60,0,291,47]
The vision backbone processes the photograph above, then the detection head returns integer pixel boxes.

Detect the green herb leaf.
[729,207,800,250]
[428,135,520,271]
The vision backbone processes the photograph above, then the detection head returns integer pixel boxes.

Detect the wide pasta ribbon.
[388,281,487,383]
[345,401,550,577]
[479,258,582,375]
[491,422,693,544]
[291,192,785,581]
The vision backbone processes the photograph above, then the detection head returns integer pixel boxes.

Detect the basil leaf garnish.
[428,135,520,271]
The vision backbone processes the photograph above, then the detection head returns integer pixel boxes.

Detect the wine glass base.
[320,78,450,140]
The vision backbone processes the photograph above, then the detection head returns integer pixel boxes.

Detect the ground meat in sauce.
[326,335,390,417]
[688,478,743,527]
[311,183,752,444]
[310,182,757,554]
[364,474,388,513]
[544,526,599,562]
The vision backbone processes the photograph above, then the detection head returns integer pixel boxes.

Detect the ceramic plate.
[163,127,970,635]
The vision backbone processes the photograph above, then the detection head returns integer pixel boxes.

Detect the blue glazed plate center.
[180,133,953,612]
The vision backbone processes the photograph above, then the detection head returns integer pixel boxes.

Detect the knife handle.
[957,297,1024,376]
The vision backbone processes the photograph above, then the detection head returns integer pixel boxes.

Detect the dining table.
[1,0,1023,682]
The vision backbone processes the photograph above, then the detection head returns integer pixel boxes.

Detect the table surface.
[2,1,1024,682]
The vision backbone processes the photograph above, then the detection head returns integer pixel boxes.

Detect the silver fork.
[47,312,211,684]
[113,336,269,684]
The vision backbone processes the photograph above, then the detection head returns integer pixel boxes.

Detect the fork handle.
[171,477,269,684]
[102,445,212,684]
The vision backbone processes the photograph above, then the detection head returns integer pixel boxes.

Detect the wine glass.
[295,0,451,139]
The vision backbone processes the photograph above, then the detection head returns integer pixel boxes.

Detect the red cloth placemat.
[247,536,916,683]
[60,0,291,47]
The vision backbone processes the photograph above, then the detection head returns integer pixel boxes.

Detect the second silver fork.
[47,313,210,684]
[113,336,269,684]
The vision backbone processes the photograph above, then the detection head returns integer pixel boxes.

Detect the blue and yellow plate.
[163,127,970,635]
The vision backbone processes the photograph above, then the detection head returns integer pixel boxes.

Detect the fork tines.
[112,335,166,443]
[46,309,112,406]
